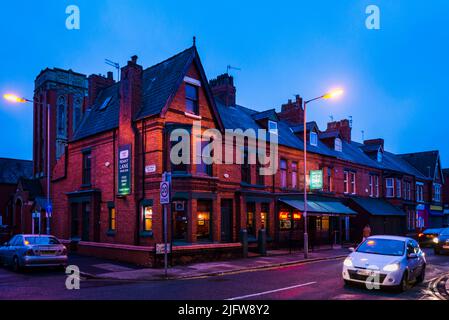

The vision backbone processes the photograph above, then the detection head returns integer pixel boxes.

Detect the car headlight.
[344,258,353,267]
[383,263,400,272]
[433,237,439,244]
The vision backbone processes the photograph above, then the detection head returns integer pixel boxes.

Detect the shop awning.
[349,197,405,216]
[279,198,356,216]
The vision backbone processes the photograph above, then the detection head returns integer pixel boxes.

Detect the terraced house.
[3,45,447,266]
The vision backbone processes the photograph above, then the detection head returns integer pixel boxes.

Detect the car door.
[406,240,420,280]
[3,236,18,265]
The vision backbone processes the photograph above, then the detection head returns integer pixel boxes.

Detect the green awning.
[279,198,356,215]
[349,197,405,216]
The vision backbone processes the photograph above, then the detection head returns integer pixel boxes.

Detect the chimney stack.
[326,119,352,142]
[209,73,236,107]
[364,138,384,149]
[119,55,143,126]
[88,73,115,106]
[278,95,304,126]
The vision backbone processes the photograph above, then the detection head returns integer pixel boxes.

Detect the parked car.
[0,234,68,272]
[433,228,449,255]
[418,228,443,248]
[342,235,426,292]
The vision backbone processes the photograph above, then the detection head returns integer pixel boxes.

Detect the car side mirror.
[349,247,355,252]
[407,253,418,259]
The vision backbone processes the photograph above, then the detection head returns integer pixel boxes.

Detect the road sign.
[156,243,172,255]
[310,170,323,190]
[160,181,170,205]
[46,204,53,218]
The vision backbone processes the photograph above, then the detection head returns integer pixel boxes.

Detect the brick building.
[8,45,447,266]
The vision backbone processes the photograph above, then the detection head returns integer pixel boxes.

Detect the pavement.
[71,246,351,281]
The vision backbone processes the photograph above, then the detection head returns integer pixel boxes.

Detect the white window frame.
[335,138,343,152]
[183,76,202,87]
[350,172,356,194]
[310,131,318,146]
[375,176,379,198]
[268,121,278,135]
[343,171,349,194]
[433,183,441,202]
[369,175,374,197]
[416,182,424,203]
[396,179,402,198]
[386,178,394,198]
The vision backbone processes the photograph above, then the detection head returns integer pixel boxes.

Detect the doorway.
[221,199,233,243]
[173,201,188,242]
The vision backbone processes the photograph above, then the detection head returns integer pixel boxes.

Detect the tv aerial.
[105,59,120,81]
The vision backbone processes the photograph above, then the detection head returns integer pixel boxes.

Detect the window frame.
[141,201,154,235]
[416,183,424,203]
[350,172,356,195]
[335,138,343,152]
[268,121,278,135]
[433,183,442,202]
[291,161,298,189]
[280,159,288,189]
[343,171,349,194]
[396,178,402,198]
[386,178,394,198]
[82,150,92,186]
[185,83,199,115]
[108,203,116,233]
[310,131,318,146]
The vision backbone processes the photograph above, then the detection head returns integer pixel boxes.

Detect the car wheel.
[396,271,409,292]
[416,265,426,283]
[12,256,21,273]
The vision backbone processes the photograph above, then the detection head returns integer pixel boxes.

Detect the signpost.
[160,172,171,278]
[310,170,323,190]
[118,145,132,196]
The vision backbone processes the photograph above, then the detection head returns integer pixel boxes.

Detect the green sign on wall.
[310,170,323,190]
[118,144,132,195]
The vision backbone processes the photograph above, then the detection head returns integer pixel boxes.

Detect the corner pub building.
[12,45,445,266]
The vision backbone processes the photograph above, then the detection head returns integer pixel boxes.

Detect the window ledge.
[140,231,154,238]
[81,183,92,188]
[184,112,202,120]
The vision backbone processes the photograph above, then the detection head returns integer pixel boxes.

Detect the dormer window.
[268,121,278,135]
[99,96,112,111]
[185,83,199,115]
[310,132,318,146]
[377,150,383,162]
[335,138,342,152]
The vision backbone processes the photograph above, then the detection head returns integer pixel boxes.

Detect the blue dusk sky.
[0,0,448,165]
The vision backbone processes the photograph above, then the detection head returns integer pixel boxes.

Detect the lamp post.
[302,89,343,259]
[3,94,52,235]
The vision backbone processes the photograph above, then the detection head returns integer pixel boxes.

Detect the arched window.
[57,96,67,137]
[73,97,82,133]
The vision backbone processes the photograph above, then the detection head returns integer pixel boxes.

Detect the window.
[310,132,318,146]
[335,138,343,152]
[291,162,298,189]
[99,96,112,111]
[386,178,394,198]
[404,181,412,200]
[416,183,424,202]
[268,121,278,135]
[280,159,287,188]
[433,183,442,202]
[57,96,67,136]
[73,97,82,133]
[196,139,212,176]
[170,132,188,173]
[396,179,402,198]
[369,175,374,197]
[375,175,379,198]
[197,200,212,240]
[108,205,116,232]
[82,151,92,185]
[142,204,153,233]
[327,168,333,192]
[261,203,269,236]
[377,151,383,162]
[407,210,416,231]
[256,158,265,186]
[185,84,199,115]
[350,172,356,194]
[241,149,251,184]
[246,202,256,236]
[343,171,349,194]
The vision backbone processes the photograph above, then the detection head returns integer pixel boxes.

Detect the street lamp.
[303,89,343,259]
[3,93,52,235]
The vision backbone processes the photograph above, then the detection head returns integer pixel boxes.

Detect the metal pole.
[303,102,309,259]
[47,103,51,235]
[164,204,168,278]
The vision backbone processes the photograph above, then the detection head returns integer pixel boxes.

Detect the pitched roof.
[398,151,440,179]
[73,47,197,141]
[291,122,319,134]
[0,158,33,185]
[19,178,44,199]
[251,109,279,122]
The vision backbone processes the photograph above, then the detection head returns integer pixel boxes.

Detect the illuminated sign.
[310,170,323,190]
[118,145,132,195]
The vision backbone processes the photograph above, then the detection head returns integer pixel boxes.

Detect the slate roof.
[398,151,440,179]
[349,197,406,216]
[73,47,196,141]
[0,158,33,185]
[291,122,319,134]
[251,109,279,122]
[19,178,44,199]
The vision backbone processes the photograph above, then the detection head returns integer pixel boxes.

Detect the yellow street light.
[3,94,29,104]
[323,89,344,100]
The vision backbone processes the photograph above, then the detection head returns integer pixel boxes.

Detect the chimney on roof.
[88,73,115,106]
[209,73,236,107]
[326,119,352,142]
[119,55,143,127]
[364,138,384,149]
[278,95,304,126]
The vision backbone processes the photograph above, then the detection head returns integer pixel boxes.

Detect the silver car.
[0,235,68,272]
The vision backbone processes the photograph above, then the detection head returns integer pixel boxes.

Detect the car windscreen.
[24,236,61,245]
[357,239,405,256]
[440,228,449,236]
[423,228,441,235]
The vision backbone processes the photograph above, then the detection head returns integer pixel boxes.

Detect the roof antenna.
[349,116,353,128]
[105,59,120,81]
[193,36,196,47]
[361,130,365,141]
[227,65,241,75]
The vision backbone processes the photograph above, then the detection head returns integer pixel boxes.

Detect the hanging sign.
[310,170,323,190]
[118,145,132,195]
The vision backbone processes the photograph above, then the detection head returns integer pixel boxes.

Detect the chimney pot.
[131,55,138,64]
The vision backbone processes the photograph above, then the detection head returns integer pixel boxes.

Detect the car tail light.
[24,249,35,256]
[418,233,424,238]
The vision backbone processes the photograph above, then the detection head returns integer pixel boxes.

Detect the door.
[221,200,233,243]
[82,203,91,242]
[173,208,188,241]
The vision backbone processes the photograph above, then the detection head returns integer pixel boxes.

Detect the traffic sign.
[160,181,170,205]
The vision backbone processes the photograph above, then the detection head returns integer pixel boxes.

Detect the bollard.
[240,229,248,258]
[258,229,267,256]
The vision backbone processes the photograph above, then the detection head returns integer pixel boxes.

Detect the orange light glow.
[3,94,27,103]
[323,89,344,100]
[367,240,375,246]
[293,212,302,220]
[279,212,289,220]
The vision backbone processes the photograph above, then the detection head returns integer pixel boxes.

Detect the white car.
[342,235,426,292]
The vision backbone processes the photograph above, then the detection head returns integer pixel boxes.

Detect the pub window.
[280,159,287,188]
[108,204,116,232]
[82,151,92,185]
[185,83,199,115]
[386,178,394,198]
[343,171,349,194]
[142,204,153,233]
[291,162,298,189]
[246,202,256,236]
[197,200,212,240]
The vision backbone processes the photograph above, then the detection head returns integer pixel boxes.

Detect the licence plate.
[40,251,55,256]
[443,245,449,249]
[357,270,372,276]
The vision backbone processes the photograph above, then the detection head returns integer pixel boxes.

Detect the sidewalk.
[70,246,350,281]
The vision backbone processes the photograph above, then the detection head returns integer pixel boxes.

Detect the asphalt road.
[0,249,448,300]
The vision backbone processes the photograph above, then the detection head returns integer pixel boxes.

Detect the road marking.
[226,281,317,300]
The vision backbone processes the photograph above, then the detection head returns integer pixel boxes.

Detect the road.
[0,249,448,300]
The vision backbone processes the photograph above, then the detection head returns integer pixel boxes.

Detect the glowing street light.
[302,88,344,259]
[3,94,30,104]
